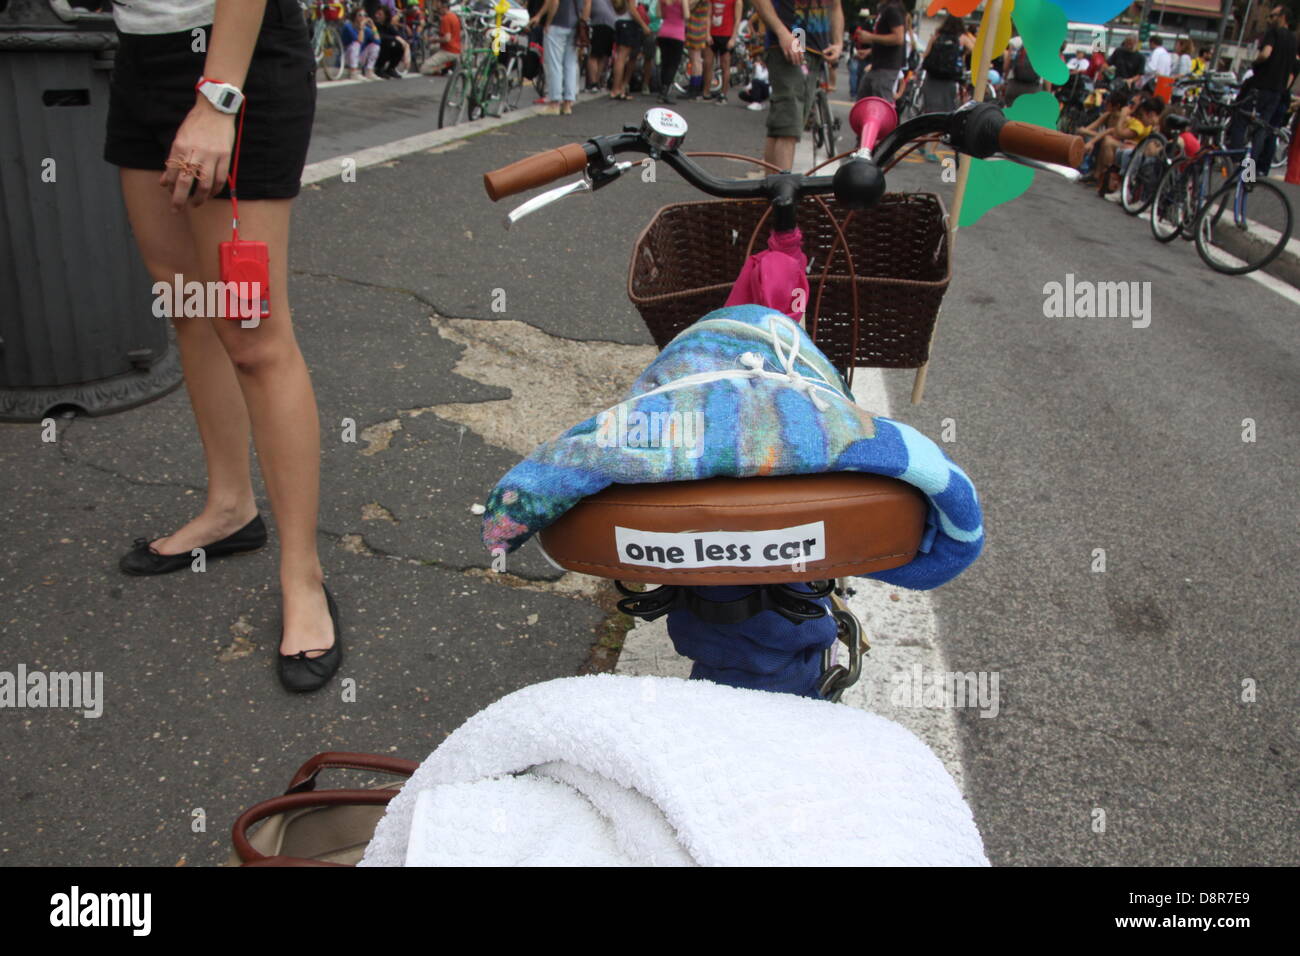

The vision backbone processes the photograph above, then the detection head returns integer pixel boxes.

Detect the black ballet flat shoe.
[119,514,268,576]
[278,585,342,694]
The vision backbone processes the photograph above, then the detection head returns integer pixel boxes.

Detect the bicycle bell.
[641,109,688,152]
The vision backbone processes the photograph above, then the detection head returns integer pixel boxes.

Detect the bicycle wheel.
[1270,125,1291,172]
[1150,162,1196,243]
[673,57,689,95]
[1194,178,1294,275]
[320,24,345,81]
[1121,133,1167,216]
[481,62,506,118]
[899,78,923,122]
[503,53,524,110]
[811,91,837,168]
[439,67,471,128]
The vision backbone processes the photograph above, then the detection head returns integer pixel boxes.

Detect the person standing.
[105,0,340,692]
[918,14,973,161]
[539,0,586,113]
[1002,35,1040,104]
[585,0,617,91]
[1108,34,1144,86]
[847,7,870,98]
[702,0,742,103]
[609,0,651,98]
[854,0,905,100]
[683,0,711,98]
[751,0,844,170]
[1231,5,1298,173]
[657,0,687,103]
[637,0,661,94]
[1144,34,1172,83]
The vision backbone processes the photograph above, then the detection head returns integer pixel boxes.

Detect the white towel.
[360,674,988,867]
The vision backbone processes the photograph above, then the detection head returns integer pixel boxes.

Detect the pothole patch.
[405,315,656,458]
[359,418,402,456]
[362,503,398,523]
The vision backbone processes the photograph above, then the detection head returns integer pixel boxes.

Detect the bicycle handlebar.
[483,103,1084,204]
[999,121,1084,168]
[485,143,591,201]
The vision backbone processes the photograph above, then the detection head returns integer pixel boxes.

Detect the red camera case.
[219,239,271,321]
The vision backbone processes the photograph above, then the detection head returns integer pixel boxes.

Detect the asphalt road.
[0,71,1295,866]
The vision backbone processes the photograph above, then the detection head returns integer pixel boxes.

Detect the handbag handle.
[285,751,419,794]
[231,789,398,865]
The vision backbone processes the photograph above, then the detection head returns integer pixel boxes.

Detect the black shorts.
[590,23,614,58]
[104,0,316,201]
[710,34,731,57]
[614,19,642,51]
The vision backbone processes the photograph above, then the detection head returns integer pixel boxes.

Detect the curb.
[302,92,601,186]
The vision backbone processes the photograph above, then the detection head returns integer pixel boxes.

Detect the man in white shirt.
[1067,50,1091,73]
[1145,35,1172,77]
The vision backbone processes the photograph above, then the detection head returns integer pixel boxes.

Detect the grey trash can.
[0,0,182,422]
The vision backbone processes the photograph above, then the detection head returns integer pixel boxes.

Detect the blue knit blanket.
[483,305,983,590]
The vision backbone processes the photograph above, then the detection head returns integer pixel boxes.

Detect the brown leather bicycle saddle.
[538,472,927,586]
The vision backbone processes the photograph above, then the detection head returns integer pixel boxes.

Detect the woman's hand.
[160,98,236,211]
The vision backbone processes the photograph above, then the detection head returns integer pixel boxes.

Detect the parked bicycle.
[1150,109,1294,275]
[479,100,1082,701]
[304,0,346,81]
[438,4,525,127]
[805,49,841,170]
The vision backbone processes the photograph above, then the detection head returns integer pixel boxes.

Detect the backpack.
[924,34,962,80]
[1011,46,1039,83]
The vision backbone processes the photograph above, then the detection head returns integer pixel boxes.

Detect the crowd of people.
[360,0,1297,189]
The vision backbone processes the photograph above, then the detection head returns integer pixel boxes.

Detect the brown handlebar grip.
[483,143,590,201]
[998,121,1084,169]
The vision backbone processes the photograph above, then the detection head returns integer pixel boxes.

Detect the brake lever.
[985,154,1082,182]
[504,177,591,229]
[503,160,640,229]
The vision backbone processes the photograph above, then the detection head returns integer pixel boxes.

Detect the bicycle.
[480,100,1082,701]
[1150,119,1293,274]
[304,0,347,82]
[1119,128,1178,216]
[896,66,925,122]
[805,50,841,170]
[438,7,521,127]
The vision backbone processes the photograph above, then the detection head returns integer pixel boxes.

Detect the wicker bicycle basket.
[628,192,951,374]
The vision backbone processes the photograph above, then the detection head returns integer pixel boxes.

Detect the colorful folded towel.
[482,304,983,590]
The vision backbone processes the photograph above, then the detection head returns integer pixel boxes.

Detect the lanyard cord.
[228,100,247,241]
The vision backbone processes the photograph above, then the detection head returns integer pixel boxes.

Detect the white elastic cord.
[630,314,838,411]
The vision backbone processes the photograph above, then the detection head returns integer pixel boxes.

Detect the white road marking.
[1247,261,1300,303]
[613,364,970,793]
[301,98,575,185]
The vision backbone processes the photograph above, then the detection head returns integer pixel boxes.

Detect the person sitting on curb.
[342,8,382,80]
[420,1,463,75]
[1096,95,1164,200]
[1077,89,1130,181]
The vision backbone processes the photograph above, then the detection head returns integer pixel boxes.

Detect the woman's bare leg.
[118,169,258,554]
[187,197,333,658]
